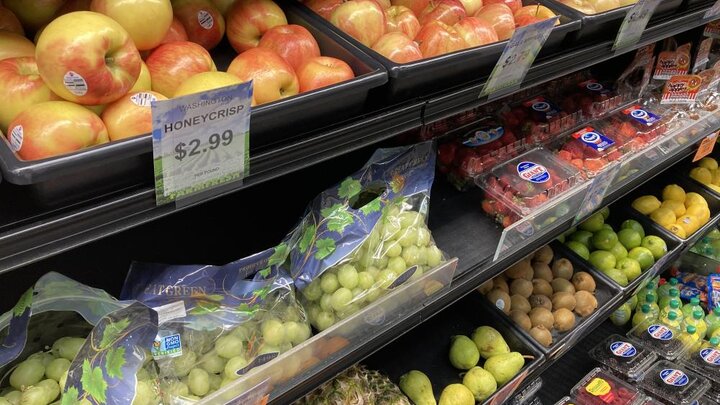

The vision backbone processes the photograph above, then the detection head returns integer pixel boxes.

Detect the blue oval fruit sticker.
[701,348,720,366]
[610,341,637,358]
[647,324,674,340]
[517,161,549,183]
[660,369,689,386]
[462,126,504,147]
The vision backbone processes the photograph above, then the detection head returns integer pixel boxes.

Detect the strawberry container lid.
[638,360,711,405]
[627,323,688,362]
[595,105,670,150]
[554,125,633,178]
[589,334,658,381]
[500,94,584,145]
[562,78,629,119]
[570,367,643,405]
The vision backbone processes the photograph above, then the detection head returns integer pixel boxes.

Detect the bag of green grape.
[285,141,446,331]
[120,244,311,404]
[0,272,160,405]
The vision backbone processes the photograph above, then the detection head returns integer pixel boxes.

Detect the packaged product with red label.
[500,95,583,144]
[554,126,628,178]
[570,368,642,405]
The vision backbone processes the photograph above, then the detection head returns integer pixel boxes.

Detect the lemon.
[677,214,701,235]
[699,157,719,171]
[685,192,709,209]
[667,224,687,239]
[650,207,677,227]
[632,195,662,215]
[661,200,686,217]
[662,184,686,203]
[690,167,713,185]
[686,204,711,224]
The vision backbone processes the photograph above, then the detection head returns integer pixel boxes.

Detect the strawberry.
[502,215,515,228]
[557,150,573,162]
[584,158,608,173]
[499,129,517,146]
[481,199,496,215]
[438,142,458,166]
[571,159,584,171]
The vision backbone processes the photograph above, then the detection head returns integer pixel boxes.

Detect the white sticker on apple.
[63,71,88,96]
[197,10,214,30]
[9,125,22,152]
[131,92,158,108]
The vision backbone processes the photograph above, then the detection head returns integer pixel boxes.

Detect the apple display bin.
[483,241,624,359]
[187,257,458,405]
[0,0,389,207]
[363,292,546,405]
[539,0,683,43]
[296,0,581,101]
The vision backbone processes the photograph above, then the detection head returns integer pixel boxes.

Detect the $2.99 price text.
[174,130,234,161]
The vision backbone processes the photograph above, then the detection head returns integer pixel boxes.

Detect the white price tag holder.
[612,0,661,51]
[480,17,558,100]
[151,82,252,206]
[573,162,622,225]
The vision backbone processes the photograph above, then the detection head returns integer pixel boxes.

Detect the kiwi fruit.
[532,262,553,282]
[553,308,576,332]
[505,260,534,281]
[510,279,533,298]
[551,278,576,294]
[529,295,552,310]
[511,294,531,314]
[574,291,598,317]
[529,326,553,347]
[477,279,494,295]
[529,307,554,330]
[532,279,553,297]
[487,288,512,314]
[492,277,510,294]
[534,245,554,264]
[551,292,576,311]
[510,310,532,332]
[572,272,596,293]
[552,258,574,280]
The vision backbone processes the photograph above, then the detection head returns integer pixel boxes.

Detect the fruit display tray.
[363,292,546,405]
[0,0,388,207]
[297,0,581,100]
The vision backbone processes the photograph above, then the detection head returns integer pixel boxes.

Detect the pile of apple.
[557,0,636,14]
[0,0,356,160]
[303,0,559,62]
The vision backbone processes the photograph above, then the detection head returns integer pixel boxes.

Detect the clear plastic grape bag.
[285,142,446,331]
[0,272,160,405]
[121,245,311,404]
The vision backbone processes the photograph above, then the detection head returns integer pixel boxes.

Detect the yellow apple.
[35,11,142,105]
[174,71,242,97]
[130,61,152,92]
[101,91,167,140]
[0,57,60,133]
[0,31,35,61]
[90,0,173,51]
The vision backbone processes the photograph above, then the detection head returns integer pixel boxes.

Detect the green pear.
[483,352,524,385]
[399,370,436,405]
[471,326,510,359]
[462,366,497,401]
[438,384,475,405]
[449,335,479,370]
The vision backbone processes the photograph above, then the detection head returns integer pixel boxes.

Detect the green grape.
[319,273,339,294]
[52,338,85,361]
[330,288,353,312]
[133,380,153,405]
[377,269,397,289]
[381,219,401,240]
[374,256,389,269]
[366,230,381,251]
[302,280,323,302]
[384,241,402,258]
[387,256,406,275]
[223,356,248,380]
[284,321,311,346]
[314,311,335,331]
[319,294,333,312]
[136,368,150,381]
[416,226,431,247]
[214,335,244,359]
[352,288,366,305]
[410,266,425,282]
[282,306,301,323]
[187,368,210,397]
[366,287,383,303]
[220,377,234,388]
[257,342,279,355]
[337,265,359,289]
[27,353,54,368]
[307,304,321,323]
[229,325,252,341]
[198,350,226,374]
[0,398,11,405]
[37,380,59,403]
[260,319,285,346]
[337,304,360,320]
[397,227,418,247]
[208,373,222,391]
[352,245,367,262]
[400,211,423,228]
[19,386,47,405]
[166,381,189,397]
[57,372,67,391]
[44,358,70,383]
[366,266,380,279]
[401,245,421,267]
[5,391,20,405]
[169,350,197,378]
[183,329,215,356]
[10,359,44,390]
[356,250,373,271]
[279,342,292,353]
[357,272,374,290]
[427,245,442,267]
[415,247,429,266]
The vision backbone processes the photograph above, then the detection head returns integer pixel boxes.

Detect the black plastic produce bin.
[296,0,581,100]
[0,0,388,206]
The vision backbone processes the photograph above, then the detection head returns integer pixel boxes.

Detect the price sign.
[706,0,720,19]
[612,0,661,51]
[693,131,719,161]
[480,17,558,99]
[694,38,713,73]
[151,82,252,205]
[573,163,622,225]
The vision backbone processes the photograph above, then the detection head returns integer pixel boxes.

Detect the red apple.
[296,56,355,92]
[515,5,558,24]
[91,0,173,51]
[146,41,217,97]
[0,57,60,132]
[390,0,429,17]
[173,0,226,50]
[101,91,168,140]
[474,3,514,40]
[159,17,190,45]
[55,0,93,15]
[454,16,498,47]
[384,5,420,39]
[375,0,392,8]
[329,0,386,47]
[482,0,521,13]
[0,31,35,61]
[419,0,466,26]
[211,0,237,14]
[371,32,422,63]
[8,101,109,160]
[305,0,343,19]
[3,0,66,31]
[514,14,542,26]
[458,0,483,15]
[0,5,23,35]
[258,24,321,71]
[35,11,142,105]
[227,47,299,104]
[226,0,288,53]
[414,20,467,58]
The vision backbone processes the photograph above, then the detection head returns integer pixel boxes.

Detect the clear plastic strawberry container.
[681,345,720,402]
[595,105,670,149]
[589,334,658,381]
[500,95,584,145]
[570,368,643,405]
[556,397,580,405]
[477,148,585,227]
[561,78,628,119]
[627,323,687,361]
[637,360,711,405]
[554,125,632,178]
